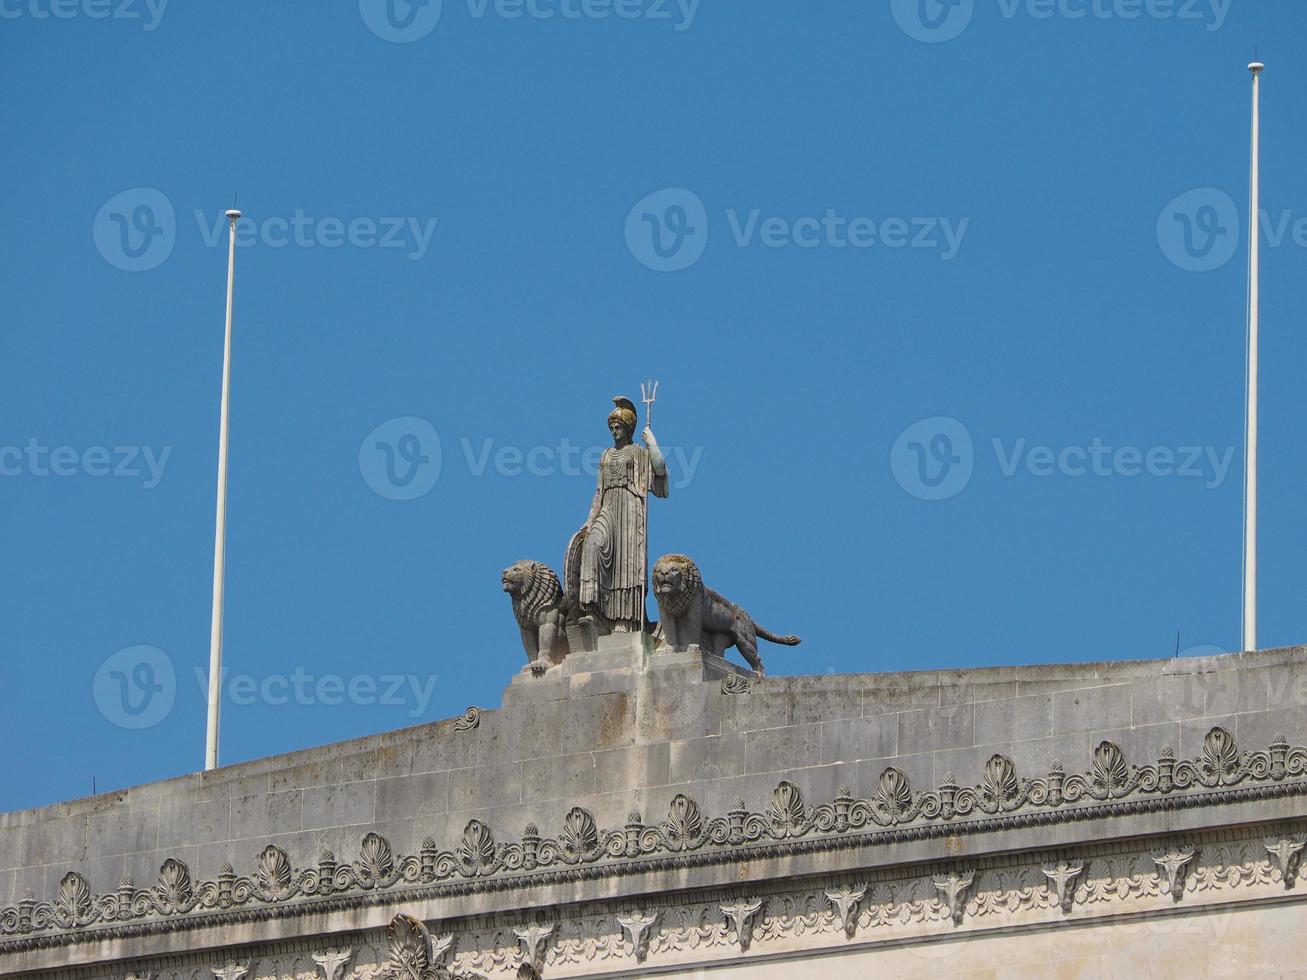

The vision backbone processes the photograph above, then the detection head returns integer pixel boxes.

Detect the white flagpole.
[1242,61,1264,654]
[205,208,241,771]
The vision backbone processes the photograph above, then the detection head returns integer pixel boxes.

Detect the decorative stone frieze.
[6,726,1307,956]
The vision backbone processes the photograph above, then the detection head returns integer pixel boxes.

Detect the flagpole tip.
[225,209,242,220]
[1249,62,1265,74]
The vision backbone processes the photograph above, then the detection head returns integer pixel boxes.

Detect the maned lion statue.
[651,554,800,677]
[501,560,571,672]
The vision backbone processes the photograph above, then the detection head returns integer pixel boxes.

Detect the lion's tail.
[755,624,801,646]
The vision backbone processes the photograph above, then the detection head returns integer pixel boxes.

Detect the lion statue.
[501,560,571,672]
[651,554,800,677]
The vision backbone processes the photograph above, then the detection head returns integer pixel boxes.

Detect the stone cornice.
[3,725,1304,956]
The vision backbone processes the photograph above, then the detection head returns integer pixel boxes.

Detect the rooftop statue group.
[502,393,800,677]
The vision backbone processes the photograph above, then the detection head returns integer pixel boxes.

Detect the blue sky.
[1,1,1303,813]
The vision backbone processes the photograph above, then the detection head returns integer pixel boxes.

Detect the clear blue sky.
[2,1,1303,813]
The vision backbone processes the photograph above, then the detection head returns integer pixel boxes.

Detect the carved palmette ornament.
[56,873,91,923]
[983,754,1020,804]
[357,833,395,884]
[386,914,439,980]
[875,766,913,820]
[560,807,600,858]
[12,726,1307,951]
[662,794,703,848]
[457,821,496,876]
[156,858,192,907]
[256,845,293,901]
[1089,740,1130,796]
[769,781,806,835]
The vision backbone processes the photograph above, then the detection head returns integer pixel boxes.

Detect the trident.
[639,379,659,637]
[640,379,659,427]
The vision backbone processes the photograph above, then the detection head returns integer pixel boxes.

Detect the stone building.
[4,636,1307,978]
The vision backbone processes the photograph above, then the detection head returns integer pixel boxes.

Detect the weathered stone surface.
[6,640,1307,977]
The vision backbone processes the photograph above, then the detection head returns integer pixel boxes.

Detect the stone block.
[718,688,790,733]
[1052,684,1131,734]
[594,743,670,795]
[897,703,974,753]
[340,743,415,783]
[975,693,1051,746]
[668,733,749,784]
[521,752,596,804]
[744,723,823,775]
[788,686,863,726]
[268,757,344,794]
[230,790,303,839]
[1235,708,1303,754]
[85,808,157,858]
[448,763,522,811]
[819,716,897,764]
[375,772,450,823]
[158,798,229,850]
[302,782,376,831]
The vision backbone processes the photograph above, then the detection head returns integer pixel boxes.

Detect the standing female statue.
[566,396,669,635]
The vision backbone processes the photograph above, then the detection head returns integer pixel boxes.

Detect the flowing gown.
[578,443,669,625]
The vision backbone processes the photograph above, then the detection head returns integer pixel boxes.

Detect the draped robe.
[577,443,669,626]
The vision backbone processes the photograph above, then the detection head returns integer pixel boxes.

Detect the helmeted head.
[607,396,638,442]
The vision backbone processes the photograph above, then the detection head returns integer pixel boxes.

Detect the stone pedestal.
[505,631,754,704]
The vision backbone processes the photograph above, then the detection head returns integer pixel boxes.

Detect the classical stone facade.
[5,638,1307,977]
